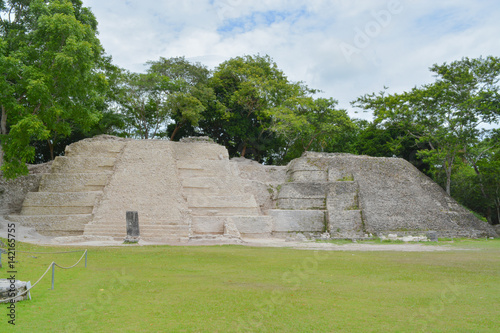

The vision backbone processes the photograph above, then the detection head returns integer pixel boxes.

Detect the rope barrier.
[0,249,88,303]
[53,250,87,269]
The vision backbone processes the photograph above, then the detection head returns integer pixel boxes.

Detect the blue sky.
[82,0,500,119]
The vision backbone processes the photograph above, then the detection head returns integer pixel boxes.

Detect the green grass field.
[1,239,499,332]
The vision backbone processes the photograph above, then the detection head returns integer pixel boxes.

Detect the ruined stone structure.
[5,135,498,240]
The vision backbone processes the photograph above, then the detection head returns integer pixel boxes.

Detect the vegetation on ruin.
[1,240,499,332]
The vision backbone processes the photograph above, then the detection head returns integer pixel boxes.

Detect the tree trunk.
[170,124,181,141]
[241,144,247,158]
[304,137,315,152]
[444,154,454,196]
[0,105,7,168]
[1,105,6,135]
[444,162,452,196]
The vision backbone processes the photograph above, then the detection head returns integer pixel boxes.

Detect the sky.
[82,0,500,120]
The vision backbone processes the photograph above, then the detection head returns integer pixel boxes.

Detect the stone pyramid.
[7,135,498,241]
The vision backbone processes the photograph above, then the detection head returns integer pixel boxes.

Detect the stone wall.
[0,163,51,218]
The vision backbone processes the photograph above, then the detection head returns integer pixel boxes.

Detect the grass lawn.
[1,239,499,332]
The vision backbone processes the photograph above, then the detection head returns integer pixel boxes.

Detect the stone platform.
[5,135,498,241]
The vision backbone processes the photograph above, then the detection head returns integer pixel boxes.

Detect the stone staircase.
[83,140,190,242]
[8,138,126,236]
[268,157,328,238]
[327,178,364,237]
[268,156,364,238]
[174,140,272,238]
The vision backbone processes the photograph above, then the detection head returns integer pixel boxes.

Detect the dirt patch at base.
[0,227,464,252]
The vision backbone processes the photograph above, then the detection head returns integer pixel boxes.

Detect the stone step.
[7,214,92,233]
[230,216,273,237]
[51,156,117,173]
[84,224,190,237]
[181,177,246,196]
[288,165,328,182]
[39,173,112,192]
[189,207,261,216]
[21,206,94,215]
[277,198,326,210]
[178,167,236,179]
[191,216,227,234]
[173,142,229,161]
[64,139,126,157]
[187,195,258,209]
[177,160,237,171]
[177,161,241,179]
[182,186,218,196]
[20,192,100,215]
[191,215,273,237]
[267,209,327,233]
[181,177,238,189]
[276,182,328,210]
[278,182,329,198]
[21,191,100,207]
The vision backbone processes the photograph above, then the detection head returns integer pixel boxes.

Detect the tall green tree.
[204,54,315,163]
[0,0,108,178]
[353,56,500,195]
[147,56,213,141]
[462,131,500,224]
[114,70,171,139]
[269,97,355,162]
[115,57,213,141]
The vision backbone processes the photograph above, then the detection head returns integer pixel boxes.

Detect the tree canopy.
[353,56,500,195]
[0,0,109,178]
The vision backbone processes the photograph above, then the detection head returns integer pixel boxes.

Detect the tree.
[115,57,212,141]
[147,56,212,141]
[353,121,430,173]
[461,130,500,224]
[353,56,500,195]
[269,97,356,162]
[203,54,315,163]
[114,70,171,139]
[0,0,108,178]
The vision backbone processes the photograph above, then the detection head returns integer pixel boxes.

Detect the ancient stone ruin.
[4,135,498,241]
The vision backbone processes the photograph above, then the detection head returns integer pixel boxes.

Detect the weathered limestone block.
[191,216,226,234]
[64,136,126,157]
[328,210,364,237]
[287,158,328,182]
[0,279,30,303]
[230,216,273,237]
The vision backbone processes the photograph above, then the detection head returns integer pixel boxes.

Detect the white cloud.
[83,0,500,120]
